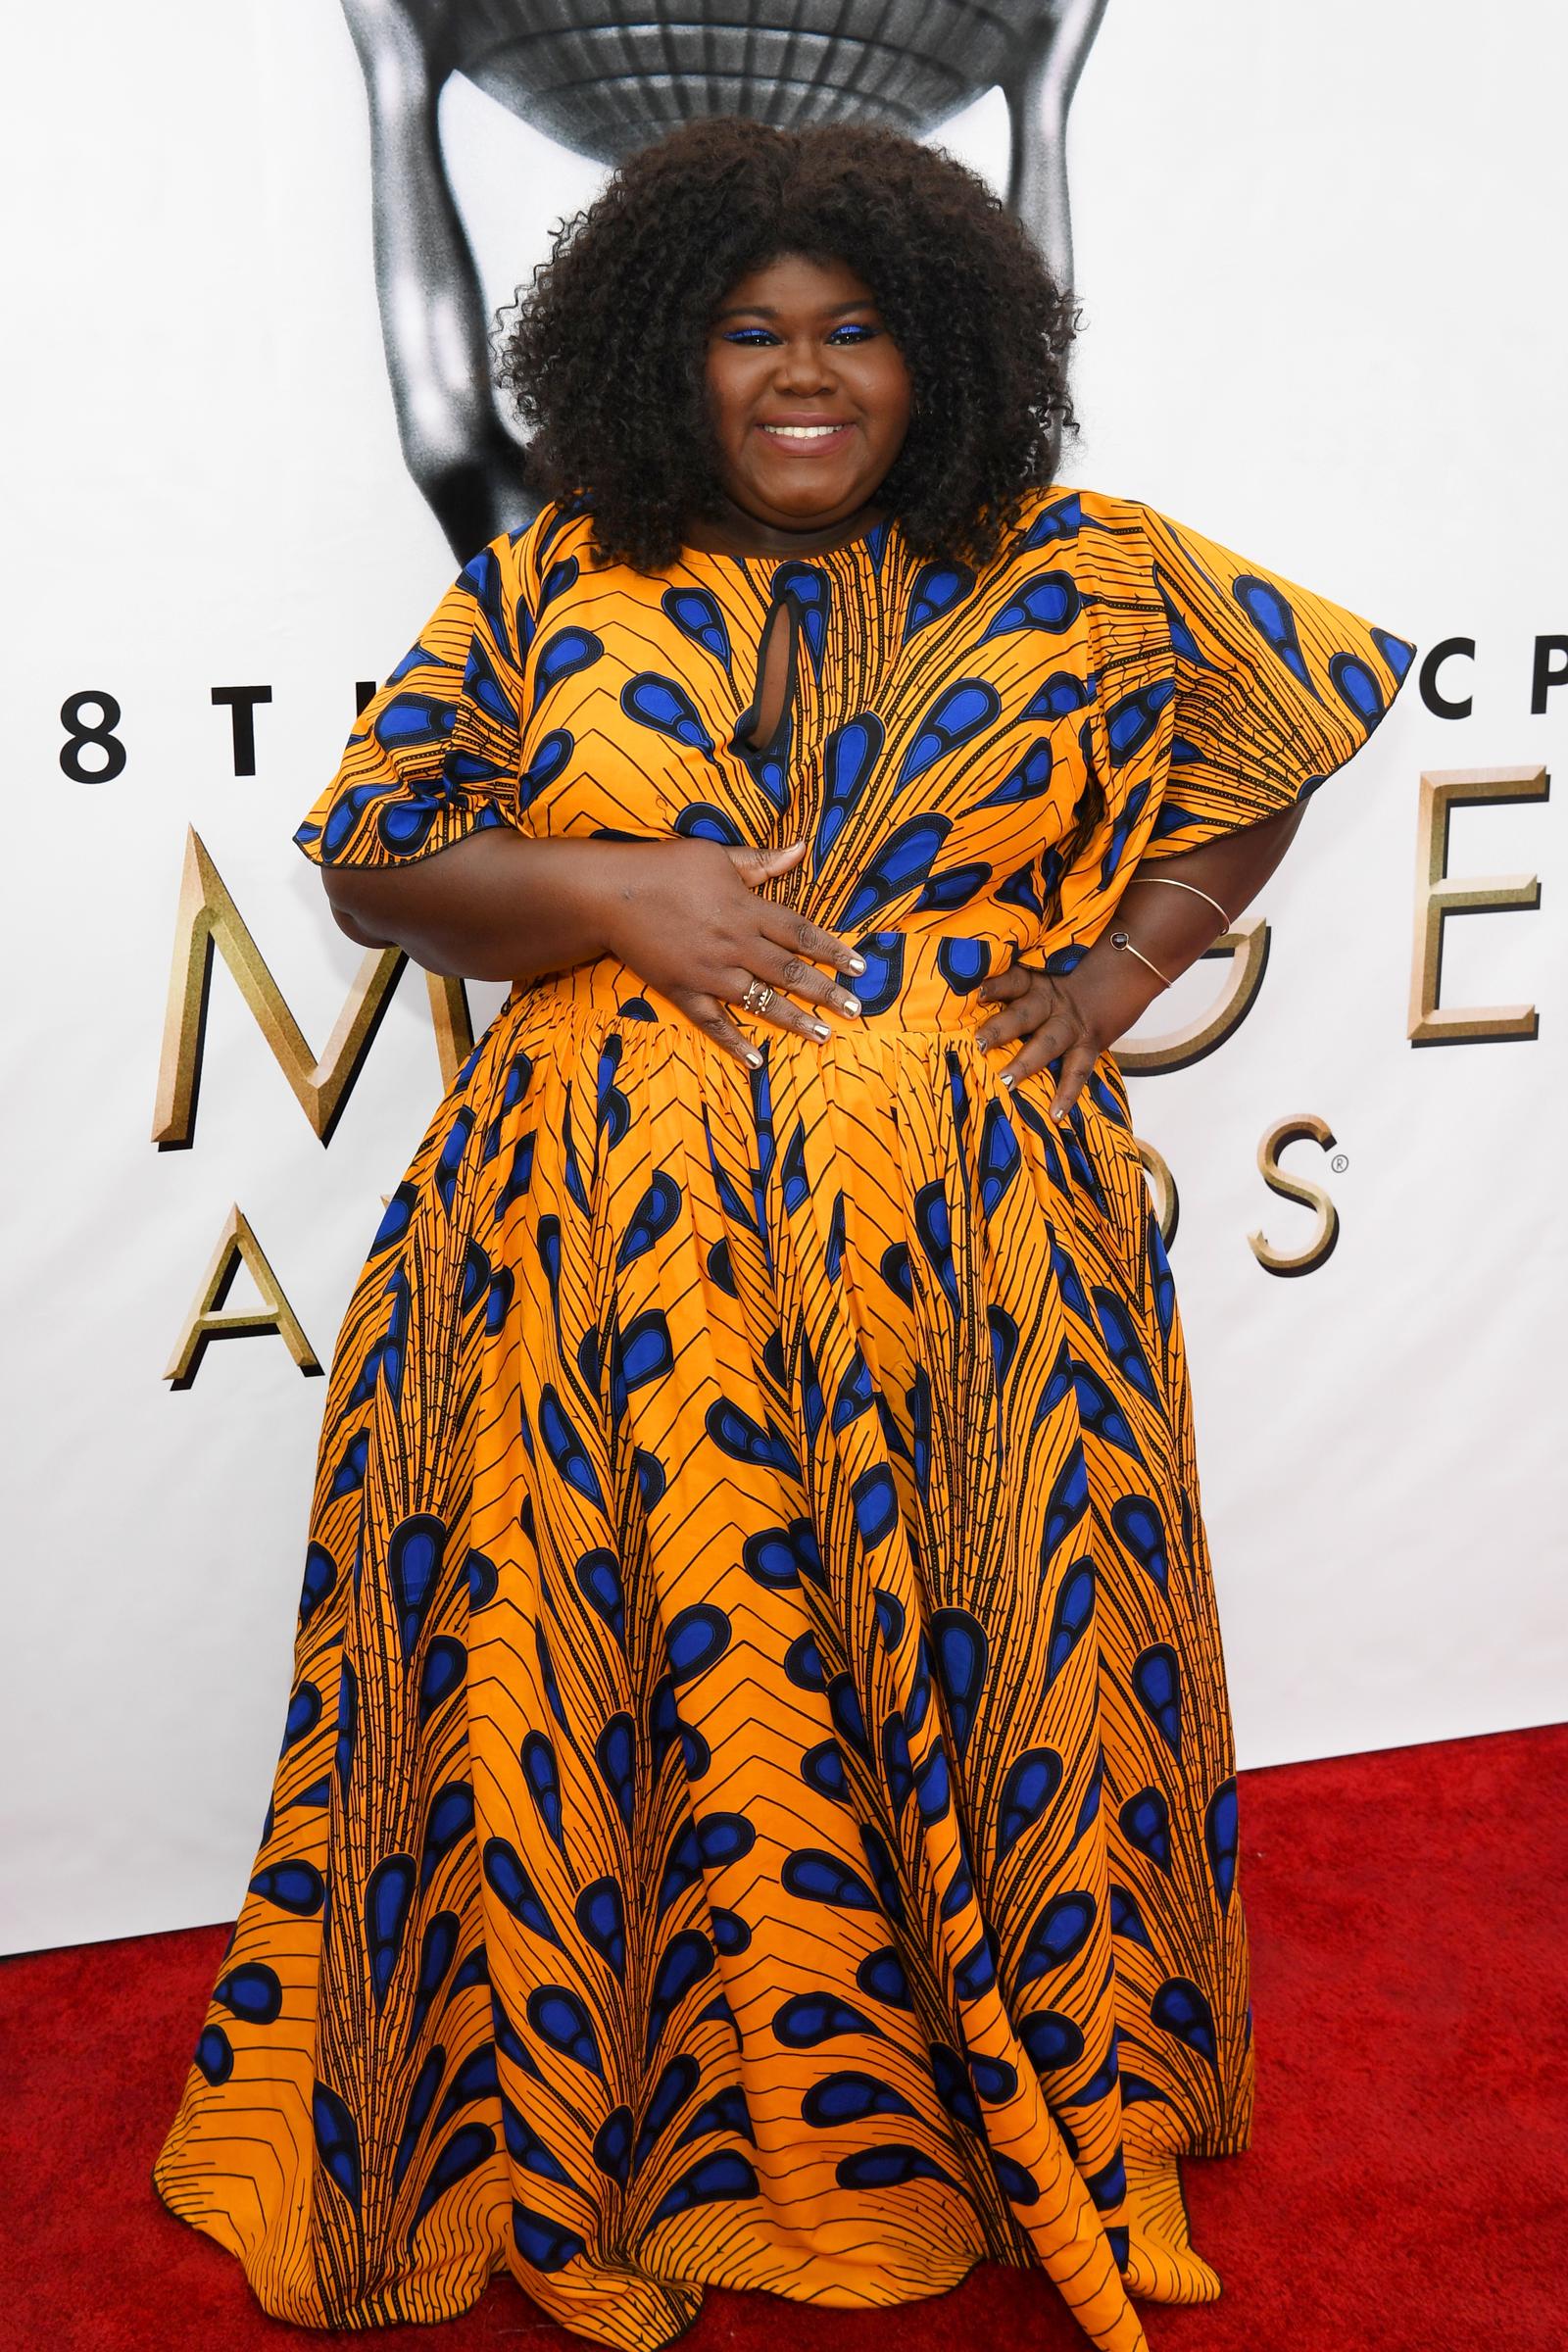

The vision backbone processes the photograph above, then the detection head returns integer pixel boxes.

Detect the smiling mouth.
[757,421,855,448]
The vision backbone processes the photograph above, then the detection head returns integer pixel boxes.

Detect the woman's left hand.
[974,963,1105,1120]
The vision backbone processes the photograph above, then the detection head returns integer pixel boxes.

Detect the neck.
[682,492,888,559]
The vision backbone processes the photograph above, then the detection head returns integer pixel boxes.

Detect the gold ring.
[742,980,774,1014]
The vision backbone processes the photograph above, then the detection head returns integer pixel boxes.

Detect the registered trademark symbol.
[1330,1152,1348,1173]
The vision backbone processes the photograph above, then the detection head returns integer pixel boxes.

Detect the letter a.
[165,1204,322,1389]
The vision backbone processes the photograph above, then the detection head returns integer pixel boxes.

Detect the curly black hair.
[496,117,1078,575]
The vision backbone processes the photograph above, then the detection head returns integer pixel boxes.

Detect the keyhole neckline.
[732,592,801,764]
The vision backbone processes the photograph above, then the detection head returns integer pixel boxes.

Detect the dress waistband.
[506,927,1081,1039]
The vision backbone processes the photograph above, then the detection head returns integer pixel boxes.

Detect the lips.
[755,420,856,452]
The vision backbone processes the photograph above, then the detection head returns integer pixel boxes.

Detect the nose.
[772,336,835,395]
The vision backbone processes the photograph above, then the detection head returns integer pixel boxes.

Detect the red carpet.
[4,1722,1564,2352]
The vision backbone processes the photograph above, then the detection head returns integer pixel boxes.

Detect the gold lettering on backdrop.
[1250,1114,1340,1277]
[425,972,476,1090]
[1409,765,1548,1045]
[165,1204,322,1388]
[1134,1137,1179,1249]
[152,828,475,1147]
[1115,918,1269,1075]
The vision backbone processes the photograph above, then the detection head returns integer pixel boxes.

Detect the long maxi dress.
[153,483,1411,2351]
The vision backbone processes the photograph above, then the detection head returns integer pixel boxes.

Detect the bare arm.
[322,829,621,978]
[318,828,866,1064]
[976,798,1309,1114]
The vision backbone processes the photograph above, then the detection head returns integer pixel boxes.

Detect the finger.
[757,902,868,979]
[722,839,808,884]
[668,988,764,1068]
[1046,1044,1101,1120]
[975,991,1059,1051]
[974,965,1031,1006]
[998,1027,1071,1087]
[713,966,835,1043]
[750,947,862,1017]
[755,990,833,1044]
[979,990,1085,1054]
[718,966,840,1039]
[997,1015,1088,1091]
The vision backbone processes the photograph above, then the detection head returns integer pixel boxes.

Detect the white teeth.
[761,424,842,438]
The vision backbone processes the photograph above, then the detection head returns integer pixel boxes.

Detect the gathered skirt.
[154,932,1252,2352]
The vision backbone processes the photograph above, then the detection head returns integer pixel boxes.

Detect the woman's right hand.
[595,837,866,1067]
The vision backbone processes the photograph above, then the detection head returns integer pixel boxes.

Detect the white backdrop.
[2,1,1561,1956]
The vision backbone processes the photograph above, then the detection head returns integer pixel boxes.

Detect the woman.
[154,119,1411,2352]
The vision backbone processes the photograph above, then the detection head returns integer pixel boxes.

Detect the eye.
[828,323,878,344]
[720,327,779,346]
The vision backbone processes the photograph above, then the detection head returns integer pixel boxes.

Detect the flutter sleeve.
[293,526,540,869]
[1136,502,1415,859]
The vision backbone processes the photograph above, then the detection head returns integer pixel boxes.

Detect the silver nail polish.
[840,994,861,1017]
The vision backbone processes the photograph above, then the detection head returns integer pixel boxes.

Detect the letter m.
[153,827,474,1148]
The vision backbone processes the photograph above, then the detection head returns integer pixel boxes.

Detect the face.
[699,250,913,549]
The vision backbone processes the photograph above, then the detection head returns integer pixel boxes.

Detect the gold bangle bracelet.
[1129,872,1235,929]
[1108,928,1175,988]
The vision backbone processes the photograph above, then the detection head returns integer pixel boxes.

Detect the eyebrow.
[710,299,879,322]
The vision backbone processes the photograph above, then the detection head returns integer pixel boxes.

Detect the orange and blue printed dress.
[154,484,1411,2350]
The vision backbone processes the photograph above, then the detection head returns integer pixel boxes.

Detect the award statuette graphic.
[341,0,1107,557]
